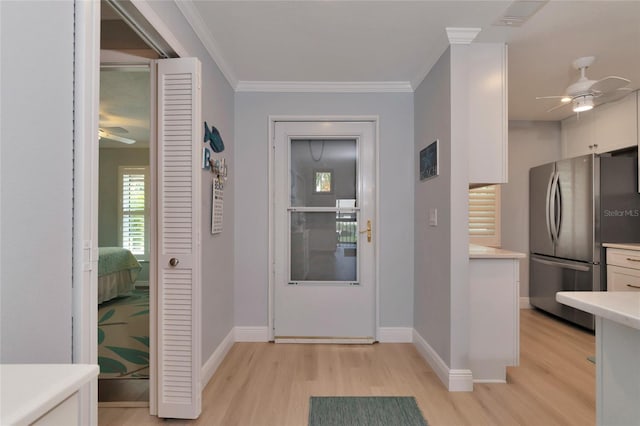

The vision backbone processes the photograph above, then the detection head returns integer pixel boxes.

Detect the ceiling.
[180,0,640,121]
[99,68,150,148]
[99,0,640,132]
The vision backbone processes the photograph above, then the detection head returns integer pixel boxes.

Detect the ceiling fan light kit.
[572,94,594,112]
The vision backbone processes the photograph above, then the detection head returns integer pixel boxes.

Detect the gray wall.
[413,45,472,370]
[234,92,414,328]
[145,1,236,364]
[413,48,453,364]
[1,1,74,362]
[99,148,151,281]
[501,121,561,299]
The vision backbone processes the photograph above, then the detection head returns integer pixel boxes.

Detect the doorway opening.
[97,0,162,406]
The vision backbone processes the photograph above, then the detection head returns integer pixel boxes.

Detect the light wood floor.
[99,309,595,425]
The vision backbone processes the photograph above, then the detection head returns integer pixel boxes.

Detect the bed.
[98,247,142,304]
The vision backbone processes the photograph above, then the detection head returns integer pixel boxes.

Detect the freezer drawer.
[529,254,599,330]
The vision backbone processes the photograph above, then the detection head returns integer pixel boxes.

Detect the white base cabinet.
[605,245,640,292]
[557,292,640,426]
[469,245,524,383]
[0,364,98,426]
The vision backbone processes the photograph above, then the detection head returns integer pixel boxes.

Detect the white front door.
[273,121,376,343]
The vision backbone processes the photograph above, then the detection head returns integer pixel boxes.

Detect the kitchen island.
[469,244,526,383]
[557,291,640,426]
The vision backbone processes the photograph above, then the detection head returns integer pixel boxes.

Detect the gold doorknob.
[359,219,372,243]
[169,258,179,267]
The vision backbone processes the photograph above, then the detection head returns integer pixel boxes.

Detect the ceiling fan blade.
[101,126,129,134]
[594,87,634,105]
[546,102,571,113]
[98,128,136,144]
[536,95,568,100]
[591,76,631,93]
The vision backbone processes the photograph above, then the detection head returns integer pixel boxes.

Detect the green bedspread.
[98,247,142,277]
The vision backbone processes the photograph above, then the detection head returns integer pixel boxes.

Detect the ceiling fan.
[98,126,136,145]
[536,56,632,113]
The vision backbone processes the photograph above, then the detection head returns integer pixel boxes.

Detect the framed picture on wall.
[420,139,439,181]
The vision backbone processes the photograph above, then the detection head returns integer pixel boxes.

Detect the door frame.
[73,1,192,423]
[267,116,380,341]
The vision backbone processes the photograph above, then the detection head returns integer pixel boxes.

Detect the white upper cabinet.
[468,43,508,185]
[561,91,638,159]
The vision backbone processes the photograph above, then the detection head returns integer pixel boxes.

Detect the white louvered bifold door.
[156,57,202,419]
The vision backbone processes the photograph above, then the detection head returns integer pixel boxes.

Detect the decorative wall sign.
[211,178,224,235]
[420,139,439,181]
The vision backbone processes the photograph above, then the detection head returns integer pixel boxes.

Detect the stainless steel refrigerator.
[529,153,640,330]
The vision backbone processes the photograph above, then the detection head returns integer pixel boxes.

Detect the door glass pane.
[290,212,358,282]
[290,139,357,207]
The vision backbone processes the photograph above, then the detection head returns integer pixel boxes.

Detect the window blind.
[120,167,147,256]
[469,185,501,246]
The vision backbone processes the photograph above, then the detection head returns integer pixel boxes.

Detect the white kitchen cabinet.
[561,90,638,158]
[468,43,508,185]
[605,244,640,292]
[469,244,525,382]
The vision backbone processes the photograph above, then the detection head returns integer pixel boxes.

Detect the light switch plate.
[429,208,438,226]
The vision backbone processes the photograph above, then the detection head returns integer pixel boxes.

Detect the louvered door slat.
[157,58,201,420]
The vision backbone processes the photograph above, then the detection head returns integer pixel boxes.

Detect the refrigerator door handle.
[554,172,562,240]
[549,172,560,243]
[545,170,555,243]
[531,256,591,272]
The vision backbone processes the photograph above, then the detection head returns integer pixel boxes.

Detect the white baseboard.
[377,327,413,343]
[520,297,533,309]
[412,329,473,392]
[201,328,235,390]
[234,326,270,342]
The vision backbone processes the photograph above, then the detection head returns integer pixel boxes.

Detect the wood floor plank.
[99,309,595,425]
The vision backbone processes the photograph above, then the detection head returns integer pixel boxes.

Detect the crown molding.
[446,27,481,44]
[175,0,238,89]
[235,81,414,93]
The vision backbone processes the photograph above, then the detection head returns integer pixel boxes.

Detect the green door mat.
[309,396,428,426]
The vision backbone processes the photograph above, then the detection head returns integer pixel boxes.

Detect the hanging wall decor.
[204,121,225,153]
[420,139,439,181]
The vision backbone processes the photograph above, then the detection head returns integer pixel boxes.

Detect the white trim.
[174,0,238,88]
[474,378,507,384]
[520,296,533,309]
[234,327,270,342]
[446,27,481,44]
[73,2,101,425]
[268,116,380,342]
[236,81,413,93]
[129,0,190,58]
[201,328,235,390]
[377,327,413,343]
[275,338,375,344]
[412,329,474,392]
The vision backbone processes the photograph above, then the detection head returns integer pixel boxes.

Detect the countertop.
[556,291,640,330]
[0,364,99,425]
[469,244,526,259]
[602,242,640,251]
